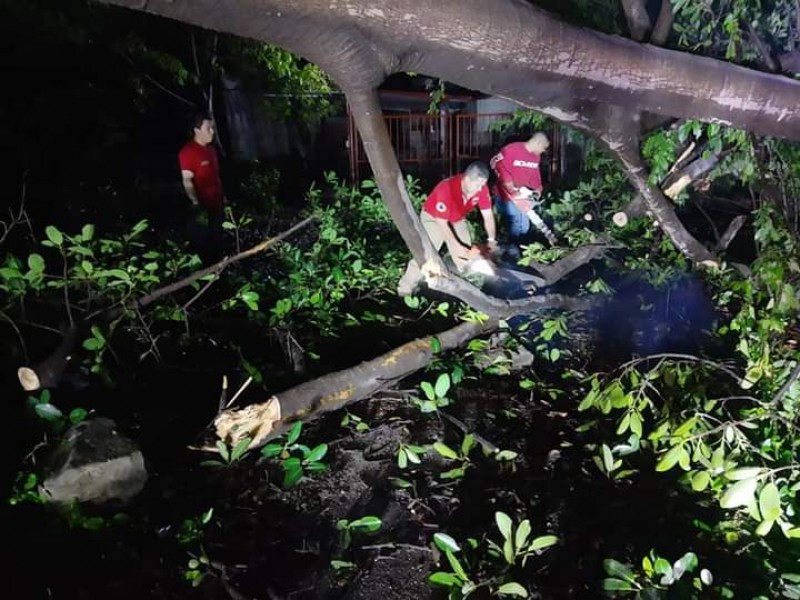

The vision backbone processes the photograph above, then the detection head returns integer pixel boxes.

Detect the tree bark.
[18,326,80,391]
[345,88,441,269]
[214,318,499,449]
[99,0,800,140]
[620,0,652,42]
[650,0,674,46]
[612,143,716,264]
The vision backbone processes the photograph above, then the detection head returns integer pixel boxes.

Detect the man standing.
[179,112,224,259]
[490,132,557,250]
[397,162,497,295]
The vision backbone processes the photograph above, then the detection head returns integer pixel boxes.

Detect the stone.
[41,418,147,504]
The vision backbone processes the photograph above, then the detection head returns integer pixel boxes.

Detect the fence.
[347,110,562,185]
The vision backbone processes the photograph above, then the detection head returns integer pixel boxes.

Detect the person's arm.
[481,208,497,246]
[181,170,200,206]
[433,217,472,266]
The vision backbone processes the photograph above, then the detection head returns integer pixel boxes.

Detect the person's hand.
[486,238,499,253]
[451,244,474,264]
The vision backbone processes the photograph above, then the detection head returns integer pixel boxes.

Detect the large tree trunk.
[100,0,800,140]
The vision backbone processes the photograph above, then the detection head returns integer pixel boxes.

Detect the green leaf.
[215,440,230,463]
[445,550,469,581]
[350,516,382,532]
[691,471,711,492]
[496,582,528,597]
[672,552,698,580]
[433,532,461,553]
[529,535,558,551]
[69,408,88,424]
[515,520,532,551]
[434,373,451,398]
[758,482,781,522]
[105,269,131,283]
[429,336,441,353]
[725,467,763,481]
[602,444,614,473]
[420,381,435,401]
[287,421,302,445]
[656,445,683,472]
[260,444,282,459]
[495,450,518,461]
[429,572,462,587]
[461,433,476,456]
[433,442,458,460]
[27,253,45,272]
[603,558,635,581]
[230,437,252,462]
[81,224,95,241]
[45,226,63,246]
[720,477,758,509]
[283,464,303,488]
[81,260,94,275]
[398,449,408,469]
[495,511,513,541]
[82,338,103,351]
[305,443,328,463]
[388,477,412,489]
[34,403,63,421]
[602,578,637,592]
[440,467,466,480]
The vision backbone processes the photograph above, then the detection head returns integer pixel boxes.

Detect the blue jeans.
[495,198,530,244]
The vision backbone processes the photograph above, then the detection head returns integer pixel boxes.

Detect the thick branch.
[131,216,315,312]
[18,218,315,390]
[650,0,674,46]
[612,144,716,264]
[620,0,652,42]
[662,153,719,199]
[214,318,499,448]
[18,326,80,391]
[100,0,800,140]
[345,88,441,269]
[530,243,612,283]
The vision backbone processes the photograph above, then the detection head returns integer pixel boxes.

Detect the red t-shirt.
[422,174,491,223]
[178,140,223,211]
[490,141,543,201]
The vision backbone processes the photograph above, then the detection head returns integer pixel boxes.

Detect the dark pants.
[187,207,225,263]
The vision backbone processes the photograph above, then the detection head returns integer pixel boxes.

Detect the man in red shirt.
[179,112,224,213]
[178,112,225,260]
[490,132,557,249]
[397,162,497,296]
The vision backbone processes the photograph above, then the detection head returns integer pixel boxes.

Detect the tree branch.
[650,0,674,46]
[213,318,501,449]
[620,0,652,42]
[17,217,316,391]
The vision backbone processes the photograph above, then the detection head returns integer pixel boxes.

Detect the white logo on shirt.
[512,160,538,168]
[436,202,447,214]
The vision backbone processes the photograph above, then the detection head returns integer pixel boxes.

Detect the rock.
[41,418,147,504]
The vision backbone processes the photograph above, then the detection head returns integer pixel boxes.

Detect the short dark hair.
[189,110,212,135]
[464,161,489,181]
